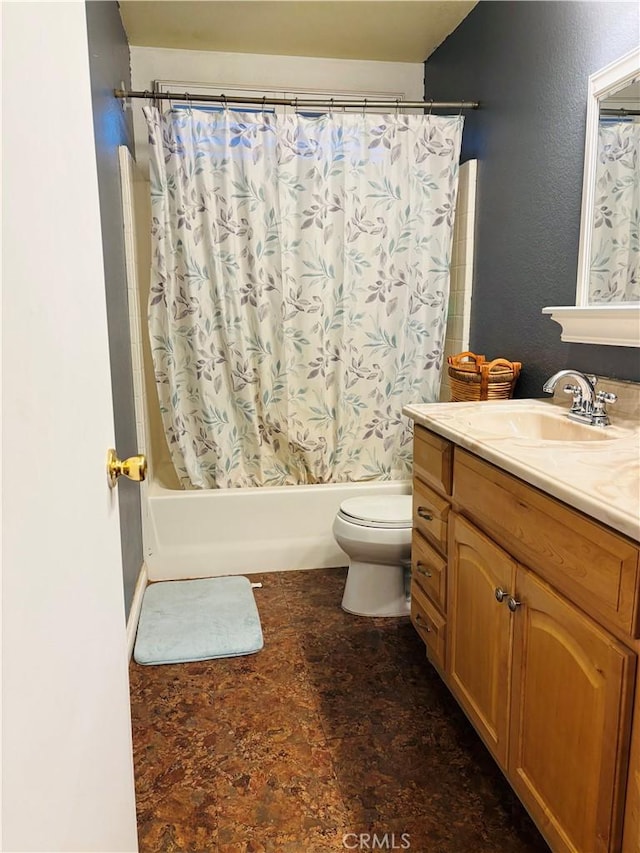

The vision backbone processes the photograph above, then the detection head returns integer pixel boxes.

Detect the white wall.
[130,45,424,172]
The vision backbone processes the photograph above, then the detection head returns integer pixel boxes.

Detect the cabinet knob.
[417,506,433,521]
[415,613,431,632]
[494,587,509,603]
[415,561,432,578]
[508,596,522,613]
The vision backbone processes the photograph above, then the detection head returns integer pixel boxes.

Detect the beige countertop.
[402,397,640,542]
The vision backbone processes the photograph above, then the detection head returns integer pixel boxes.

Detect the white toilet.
[332,495,413,617]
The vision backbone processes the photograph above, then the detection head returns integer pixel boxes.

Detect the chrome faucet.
[542,370,617,427]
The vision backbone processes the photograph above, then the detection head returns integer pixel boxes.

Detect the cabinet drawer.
[411,580,446,671]
[411,531,447,614]
[454,449,640,638]
[414,426,453,496]
[413,478,450,555]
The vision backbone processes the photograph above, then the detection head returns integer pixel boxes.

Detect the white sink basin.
[463,407,624,442]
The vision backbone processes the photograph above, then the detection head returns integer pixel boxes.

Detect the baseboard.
[126,563,149,660]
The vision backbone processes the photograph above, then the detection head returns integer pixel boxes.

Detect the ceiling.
[118,1,478,63]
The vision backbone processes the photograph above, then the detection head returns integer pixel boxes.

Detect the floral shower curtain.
[589,120,640,303]
[145,106,463,488]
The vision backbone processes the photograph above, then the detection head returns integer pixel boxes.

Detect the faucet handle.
[592,390,617,426]
[587,374,598,388]
[596,390,617,406]
[563,383,583,412]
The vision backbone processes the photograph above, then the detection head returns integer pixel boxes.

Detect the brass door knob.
[107,448,147,489]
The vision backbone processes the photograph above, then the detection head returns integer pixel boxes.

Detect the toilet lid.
[338,495,413,529]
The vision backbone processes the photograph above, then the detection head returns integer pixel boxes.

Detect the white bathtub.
[144,463,411,581]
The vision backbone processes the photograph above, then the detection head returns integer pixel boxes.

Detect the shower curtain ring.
[262,95,266,112]
[221,94,227,111]
[458,102,464,117]
[363,98,368,116]
[330,98,334,115]
[151,84,163,111]
[395,98,400,117]
[145,89,158,111]
[294,97,298,114]
[428,99,434,115]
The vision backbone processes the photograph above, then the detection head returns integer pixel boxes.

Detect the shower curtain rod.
[600,108,640,116]
[114,89,479,110]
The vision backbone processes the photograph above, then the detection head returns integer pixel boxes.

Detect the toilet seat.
[337,495,412,529]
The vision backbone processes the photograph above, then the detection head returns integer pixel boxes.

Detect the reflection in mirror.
[543,48,640,347]
[589,78,640,304]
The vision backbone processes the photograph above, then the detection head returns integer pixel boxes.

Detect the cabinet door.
[622,681,640,852]
[448,514,516,766]
[509,566,635,853]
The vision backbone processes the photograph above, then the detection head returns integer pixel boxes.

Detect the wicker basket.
[447,352,521,402]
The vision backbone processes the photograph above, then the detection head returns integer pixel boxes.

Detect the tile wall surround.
[440,160,477,402]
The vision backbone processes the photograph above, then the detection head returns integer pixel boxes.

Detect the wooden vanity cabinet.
[411,424,640,853]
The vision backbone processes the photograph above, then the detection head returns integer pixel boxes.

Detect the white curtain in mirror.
[589,120,640,303]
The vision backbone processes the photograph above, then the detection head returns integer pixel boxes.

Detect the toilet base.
[341,560,410,617]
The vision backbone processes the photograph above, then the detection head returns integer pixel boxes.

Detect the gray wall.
[425,1,640,398]
[85,1,142,615]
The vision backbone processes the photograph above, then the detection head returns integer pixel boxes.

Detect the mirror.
[543,48,640,346]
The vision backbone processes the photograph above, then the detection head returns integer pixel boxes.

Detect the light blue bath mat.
[134,576,263,665]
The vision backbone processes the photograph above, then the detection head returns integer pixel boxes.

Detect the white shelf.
[542,305,640,348]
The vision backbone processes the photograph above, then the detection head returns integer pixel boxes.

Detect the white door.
[2,4,138,852]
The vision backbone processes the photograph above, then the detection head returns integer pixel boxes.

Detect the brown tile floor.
[129,568,550,853]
